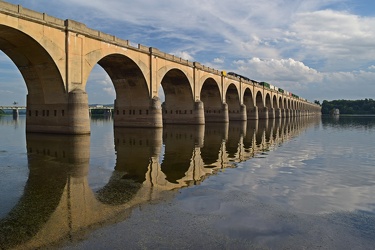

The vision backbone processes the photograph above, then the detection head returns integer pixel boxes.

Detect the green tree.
[321,99,375,114]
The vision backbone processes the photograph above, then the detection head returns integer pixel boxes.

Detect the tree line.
[317,99,375,115]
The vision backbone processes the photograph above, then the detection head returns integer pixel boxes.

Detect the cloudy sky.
[1,0,374,105]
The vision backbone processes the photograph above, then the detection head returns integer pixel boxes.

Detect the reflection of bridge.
[0,117,319,249]
[0,2,320,134]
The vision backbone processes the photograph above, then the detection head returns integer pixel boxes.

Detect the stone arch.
[94,54,153,127]
[0,24,78,133]
[244,87,257,120]
[200,77,223,122]
[161,69,197,124]
[0,25,65,102]
[226,83,242,121]
[265,93,272,109]
[256,91,264,108]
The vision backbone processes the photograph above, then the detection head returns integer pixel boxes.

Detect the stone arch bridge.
[0,2,321,134]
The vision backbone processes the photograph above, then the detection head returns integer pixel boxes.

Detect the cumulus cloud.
[234,57,322,83]
[171,51,194,61]
[213,57,225,64]
[290,10,375,71]
[103,87,116,97]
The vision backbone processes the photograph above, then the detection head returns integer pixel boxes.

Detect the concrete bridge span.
[0,2,321,134]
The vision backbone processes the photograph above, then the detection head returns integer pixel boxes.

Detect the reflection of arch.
[96,127,162,205]
[161,124,203,184]
[226,121,246,159]
[201,123,228,166]
[0,133,89,249]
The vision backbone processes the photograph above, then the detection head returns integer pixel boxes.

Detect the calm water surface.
[0,115,375,249]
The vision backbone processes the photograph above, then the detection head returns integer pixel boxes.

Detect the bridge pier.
[275,108,282,119]
[222,103,229,123]
[12,108,19,119]
[258,107,269,119]
[284,109,290,118]
[247,106,258,120]
[229,104,247,121]
[26,90,90,134]
[114,96,163,128]
[268,108,275,119]
[162,100,205,125]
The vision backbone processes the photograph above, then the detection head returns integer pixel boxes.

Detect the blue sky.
[1,0,374,105]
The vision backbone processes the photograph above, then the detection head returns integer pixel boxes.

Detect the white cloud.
[368,65,375,70]
[234,57,322,83]
[171,51,194,61]
[290,10,375,71]
[103,87,115,97]
[213,57,225,64]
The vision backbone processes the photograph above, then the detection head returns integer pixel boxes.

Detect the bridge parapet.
[0,2,65,27]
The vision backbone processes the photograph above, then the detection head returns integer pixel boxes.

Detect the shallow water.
[0,115,374,249]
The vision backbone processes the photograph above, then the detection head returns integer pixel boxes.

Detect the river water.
[0,115,374,249]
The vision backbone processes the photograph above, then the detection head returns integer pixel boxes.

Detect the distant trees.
[321,99,375,115]
[0,109,4,115]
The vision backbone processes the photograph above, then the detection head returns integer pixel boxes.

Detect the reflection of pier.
[0,117,320,249]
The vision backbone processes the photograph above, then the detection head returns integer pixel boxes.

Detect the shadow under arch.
[201,77,224,122]
[0,133,90,249]
[244,87,257,120]
[0,25,65,102]
[226,83,243,121]
[95,53,160,128]
[161,69,198,124]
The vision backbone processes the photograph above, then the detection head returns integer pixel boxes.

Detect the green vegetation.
[91,109,106,115]
[321,99,375,115]
[0,109,4,116]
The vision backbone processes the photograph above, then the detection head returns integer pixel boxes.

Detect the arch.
[161,69,195,124]
[200,77,222,122]
[226,83,241,120]
[243,87,255,108]
[265,93,272,109]
[256,91,264,108]
[244,87,257,120]
[284,98,288,110]
[0,25,65,103]
[97,54,149,105]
